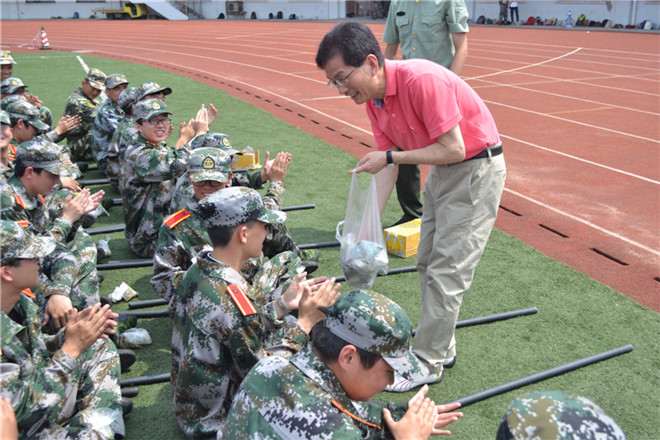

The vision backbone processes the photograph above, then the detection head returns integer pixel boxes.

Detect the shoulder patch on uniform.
[331,399,381,429]
[21,288,35,299]
[13,193,25,209]
[226,284,257,316]
[163,209,190,229]
[16,220,29,228]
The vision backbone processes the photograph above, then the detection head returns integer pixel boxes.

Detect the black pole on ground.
[129,298,168,309]
[97,259,152,270]
[299,241,340,250]
[79,178,111,186]
[456,307,538,329]
[118,310,169,319]
[333,265,417,283]
[282,204,315,212]
[85,224,125,235]
[443,344,633,408]
[121,387,139,398]
[119,373,171,387]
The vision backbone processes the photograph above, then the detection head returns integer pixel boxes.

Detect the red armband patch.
[226,284,257,316]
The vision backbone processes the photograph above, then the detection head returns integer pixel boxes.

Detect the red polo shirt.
[366,59,500,159]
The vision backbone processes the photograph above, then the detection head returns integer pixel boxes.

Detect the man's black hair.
[315,21,384,69]
[310,322,381,369]
[13,160,43,178]
[207,220,256,248]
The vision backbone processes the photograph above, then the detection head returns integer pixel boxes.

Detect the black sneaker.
[121,397,133,416]
[443,356,456,369]
[301,260,319,276]
[118,349,136,373]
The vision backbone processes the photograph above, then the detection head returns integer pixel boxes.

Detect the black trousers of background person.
[395,163,423,222]
[509,6,519,23]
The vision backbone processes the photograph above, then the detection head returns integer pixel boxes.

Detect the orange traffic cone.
[39,26,52,50]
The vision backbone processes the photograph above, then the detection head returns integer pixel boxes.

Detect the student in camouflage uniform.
[171,186,341,439]
[91,73,128,181]
[1,139,104,331]
[171,132,316,262]
[63,68,106,162]
[121,98,207,257]
[496,390,626,439]
[153,147,307,302]
[1,50,15,81]
[0,109,12,180]
[1,76,52,127]
[0,220,127,439]
[220,289,464,440]
[110,86,139,192]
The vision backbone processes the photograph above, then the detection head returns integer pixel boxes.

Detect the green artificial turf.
[13,52,660,439]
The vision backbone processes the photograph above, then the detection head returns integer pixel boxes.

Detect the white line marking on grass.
[500,134,660,185]
[76,55,89,73]
[505,188,660,256]
[466,48,582,81]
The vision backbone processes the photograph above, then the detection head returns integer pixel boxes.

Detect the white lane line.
[465,48,582,81]
[501,134,659,185]
[76,55,89,73]
[504,188,660,256]
[485,99,660,143]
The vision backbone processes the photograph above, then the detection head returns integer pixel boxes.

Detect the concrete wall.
[2,0,658,27]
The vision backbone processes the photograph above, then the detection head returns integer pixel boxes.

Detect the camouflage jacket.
[171,252,309,439]
[0,294,123,439]
[1,175,74,243]
[63,87,103,161]
[121,134,190,257]
[110,117,136,186]
[91,98,123,162]
[219,346,407,440]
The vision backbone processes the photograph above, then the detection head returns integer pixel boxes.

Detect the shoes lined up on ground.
[385,370,444,393]
[118,349,136,373]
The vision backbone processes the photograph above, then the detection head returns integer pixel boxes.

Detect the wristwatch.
[386,149,396,168]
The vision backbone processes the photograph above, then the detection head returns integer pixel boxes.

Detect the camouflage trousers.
[37,339,124,439]
[99,154,121,191]
[68,135,95,162]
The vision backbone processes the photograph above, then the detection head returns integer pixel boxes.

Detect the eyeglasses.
[192,180,226,188]
[327,68,358,88]
[146,118,171,127]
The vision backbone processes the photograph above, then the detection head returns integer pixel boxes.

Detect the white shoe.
[384,370,444,393]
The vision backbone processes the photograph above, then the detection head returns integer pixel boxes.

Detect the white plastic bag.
[335,173,389,288]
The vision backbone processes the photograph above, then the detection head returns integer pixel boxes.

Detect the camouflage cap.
[105,73,129,89]
[0,109,9,125]
[6,100,48,132]
[190,132,238,155]
[195,186,286,229]
[322,290,428,382]
[136,81,172,102]
[118,86,139,113]
[1,220,56,265]
[496,390,626,440]
[0,51,16,65]
[1,77,26,95]
[134,98,171,122]
[85,68,107,91]
[187,147,232,183]
[15,138,72,176]
[1,94,27,110]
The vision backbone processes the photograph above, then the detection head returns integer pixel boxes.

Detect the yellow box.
[383,219,421,258]
[231,149,260,170]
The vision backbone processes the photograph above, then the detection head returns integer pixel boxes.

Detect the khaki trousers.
[412,153,506,374]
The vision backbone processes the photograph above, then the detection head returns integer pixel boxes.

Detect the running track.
[2,21,658,311]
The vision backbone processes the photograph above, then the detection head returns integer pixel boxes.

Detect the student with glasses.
[121,98,208,257]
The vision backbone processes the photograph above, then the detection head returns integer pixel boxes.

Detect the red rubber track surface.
[3,21,658,310]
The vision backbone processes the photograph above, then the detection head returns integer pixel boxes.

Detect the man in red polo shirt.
[316,21,506,392]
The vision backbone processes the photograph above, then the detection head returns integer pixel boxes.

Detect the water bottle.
[566,10,573,28]
[97,235,112,262]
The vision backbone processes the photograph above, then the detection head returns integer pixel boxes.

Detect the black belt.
[467,145,502,161]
